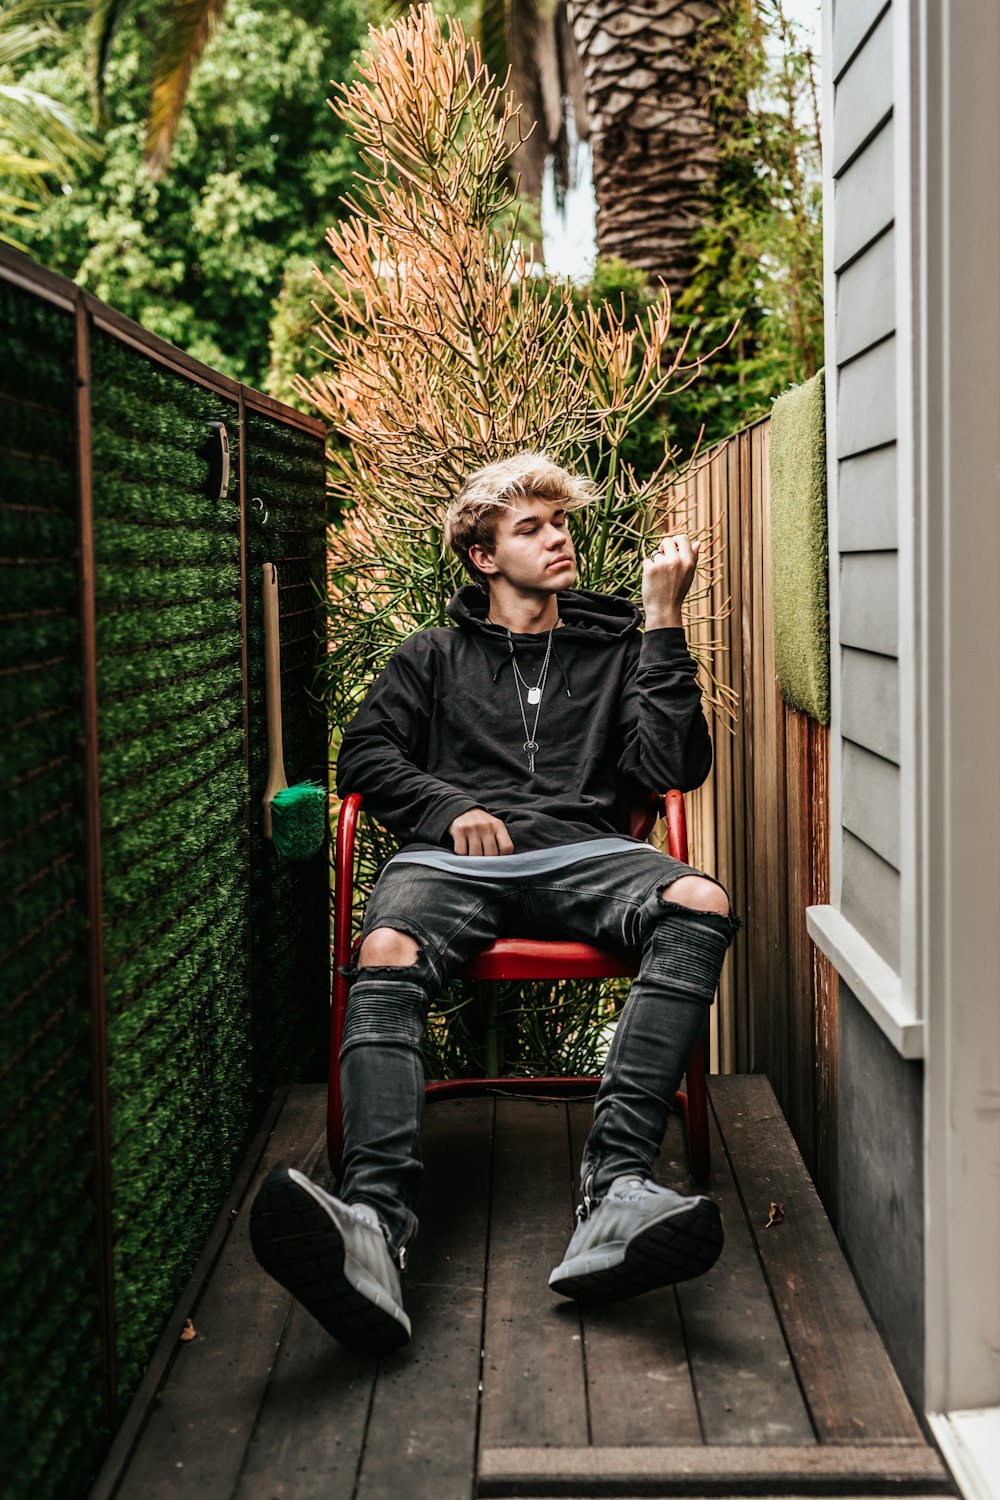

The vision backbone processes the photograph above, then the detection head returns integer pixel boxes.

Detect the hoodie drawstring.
[551,637,572,697]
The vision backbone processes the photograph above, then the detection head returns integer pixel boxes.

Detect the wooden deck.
[91,1079,951,1500]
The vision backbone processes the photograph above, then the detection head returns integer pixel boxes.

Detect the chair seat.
[329,790,710,1182]
[460,939,638,982]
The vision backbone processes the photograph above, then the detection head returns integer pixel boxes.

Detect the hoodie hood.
[446,584,642,640]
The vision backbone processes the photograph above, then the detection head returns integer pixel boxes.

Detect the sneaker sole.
[549,1197,723,1303]
[249,1168,411,1353]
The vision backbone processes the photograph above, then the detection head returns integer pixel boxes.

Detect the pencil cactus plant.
[302,3,733,714]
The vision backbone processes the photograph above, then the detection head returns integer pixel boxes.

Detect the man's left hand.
[642,533,699,630]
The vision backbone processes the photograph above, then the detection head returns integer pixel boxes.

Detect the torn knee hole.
[358,926,422,968]
[657,876,731,917]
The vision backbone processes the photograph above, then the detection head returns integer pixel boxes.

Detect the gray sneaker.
[549,1174,723,1303]
[250,1167,411,1352]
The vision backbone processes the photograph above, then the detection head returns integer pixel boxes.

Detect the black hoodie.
[335,585,713,853]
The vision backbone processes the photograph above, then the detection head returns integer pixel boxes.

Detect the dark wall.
[837,980,924,1407]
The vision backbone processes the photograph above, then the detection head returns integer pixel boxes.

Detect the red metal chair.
[329,789,710,1182]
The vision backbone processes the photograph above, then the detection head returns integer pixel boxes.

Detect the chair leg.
[327,966,348,1174]
[683,1033,711,1184]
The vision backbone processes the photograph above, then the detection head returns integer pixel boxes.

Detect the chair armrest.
[628,791,687,861]
[333,793,364,990]
[664,789,688,864]
[628,792,665,842]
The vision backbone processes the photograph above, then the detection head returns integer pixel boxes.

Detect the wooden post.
[76,294,118,1428]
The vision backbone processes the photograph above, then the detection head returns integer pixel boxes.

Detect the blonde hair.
[443,452,596,585]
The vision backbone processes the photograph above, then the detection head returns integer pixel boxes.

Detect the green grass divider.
[1,271,327,1500]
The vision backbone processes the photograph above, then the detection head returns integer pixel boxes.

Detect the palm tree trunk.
[566,0,732,286]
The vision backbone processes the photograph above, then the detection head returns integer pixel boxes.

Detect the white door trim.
[916,0,1000,1454]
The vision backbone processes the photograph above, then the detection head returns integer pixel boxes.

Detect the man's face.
[472,496,577,594]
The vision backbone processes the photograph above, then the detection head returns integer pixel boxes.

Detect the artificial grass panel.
[89,331,253,1409]
[243,408,329,1112]
[0,280,108,1500]
[2,285,327,1495]
[769,368,830,724]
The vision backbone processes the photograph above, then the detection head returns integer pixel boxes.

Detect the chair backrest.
[628,794,664,842]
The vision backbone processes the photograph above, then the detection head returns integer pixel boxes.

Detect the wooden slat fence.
[665,417,837,1213]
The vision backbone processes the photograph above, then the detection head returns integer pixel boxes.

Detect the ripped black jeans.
[338,846,740,1251]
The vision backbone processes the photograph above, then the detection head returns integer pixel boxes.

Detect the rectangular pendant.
[527,687,542,704]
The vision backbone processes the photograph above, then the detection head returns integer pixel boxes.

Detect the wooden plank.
[836,229,896,364]
[685,455,713,880]
[832,0,890,80]
[838,445,897,553]
[759,422,790,1116]
[695,451,715,1049]
[233,1303,376,1500]
[670,1111,814,1446]
[89,1088,291,1500]
[749,427,770,1082]
[840,552,898,657]
[479,1101,588,1449]
[709,1077,923,1444]
[832,9,894,175]
[565,1104,702,1447]
[841,649,901,763]
[781,707,817,1178]
[354,1099,494,1500]
[834,117,895,273]
[113,1086,330,1499]
[709,448,735,1072]
[808,722,838,1218]
[841,829,901,972]
[740,430,758,1074]
[478,1444,947,1496]
[236,1099,492,1500]
[842,740,900,869]
[727,437,750,1072]
[837,339,896,459]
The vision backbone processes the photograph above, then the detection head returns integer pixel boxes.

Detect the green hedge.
[0,273,328,1500]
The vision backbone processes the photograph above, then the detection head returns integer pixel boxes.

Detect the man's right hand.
[447,808,514,856]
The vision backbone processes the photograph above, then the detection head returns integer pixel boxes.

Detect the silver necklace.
[505,627,553,774]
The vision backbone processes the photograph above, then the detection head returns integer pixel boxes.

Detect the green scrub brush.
[262,561,326,859]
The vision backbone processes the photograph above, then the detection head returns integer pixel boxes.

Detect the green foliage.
[668,0,824,451]
[16,0,365,385]
[555,257,689,482]
[266,254,341,409]
[90,0,229,178]
[0,0,100,245]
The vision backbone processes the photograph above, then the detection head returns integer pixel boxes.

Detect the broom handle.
[262,562,288,838]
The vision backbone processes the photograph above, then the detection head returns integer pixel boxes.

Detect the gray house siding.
[832,0,899,962]
[840,834,900,972]
[838,983,925,1406]
[827,0,925,1407]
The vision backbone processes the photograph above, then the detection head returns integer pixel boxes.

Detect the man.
[250,452,739,1353]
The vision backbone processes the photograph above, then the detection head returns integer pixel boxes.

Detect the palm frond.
[368,0,411,24]
[0,8,54,71]
[478,0,509,88]
[88,0,131,121]
[144,0,227,179]
[0,81,101,177]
